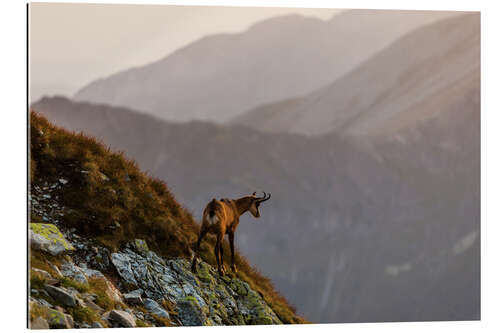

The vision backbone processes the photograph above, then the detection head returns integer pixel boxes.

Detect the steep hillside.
[232,13,479,137]
[32,97,479,322]
[29,112,305,328]
[73,10,459,122]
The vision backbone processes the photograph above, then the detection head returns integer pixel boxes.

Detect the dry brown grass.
[30,111,305,324]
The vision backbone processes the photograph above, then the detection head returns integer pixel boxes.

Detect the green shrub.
[69,306,99,323]
[30,275,45,290]
[60,277,89,293]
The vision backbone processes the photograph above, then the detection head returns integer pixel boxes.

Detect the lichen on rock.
[30,223,74,256]
[176,296,208,326]
[46,308,73,329]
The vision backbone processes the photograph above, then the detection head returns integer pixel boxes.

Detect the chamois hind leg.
[229,231,237,273]
[219,240,226,274]
[191,226,207,273]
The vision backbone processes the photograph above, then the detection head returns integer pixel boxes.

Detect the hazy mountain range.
[74,9,461,123]
[32,10,480,323]
[232,13,480,137]
[32,89,479,322]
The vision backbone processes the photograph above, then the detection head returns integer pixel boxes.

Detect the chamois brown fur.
[191,192,271,275]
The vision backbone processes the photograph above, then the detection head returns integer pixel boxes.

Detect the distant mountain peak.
[232,13,479,137]
[74,10,462,124]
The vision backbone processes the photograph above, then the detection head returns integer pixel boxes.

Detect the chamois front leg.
[191,226,207,273]
[215,234,225,276]
[229,231,237,273]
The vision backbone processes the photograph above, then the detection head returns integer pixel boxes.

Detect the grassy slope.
[30,111,305,324]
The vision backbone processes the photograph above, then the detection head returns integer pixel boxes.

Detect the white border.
[1,0,498,332]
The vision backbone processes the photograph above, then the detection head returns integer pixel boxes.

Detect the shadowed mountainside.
[73,10,460,123]
[32,95,479,322]
[232,13,479,137]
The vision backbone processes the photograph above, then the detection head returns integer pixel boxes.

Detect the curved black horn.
[256,191,271,203]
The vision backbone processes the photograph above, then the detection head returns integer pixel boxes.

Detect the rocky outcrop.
[30,223,74,256]
[29,148,289,327]
[123,289,143,305]
[44,285,78,307]
[105,310,136,328]
[29,221,282,327]
[46,308,73,329]
[110,240,282,325]
[30,317,49,329]
[144,298,170,319]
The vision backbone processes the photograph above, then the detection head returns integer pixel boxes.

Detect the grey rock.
[81,266,105,279]
[89,246,112,272]
[36,298,54,308]
[38,289,51,299]
[49,263,63,277]
[29,224,74,256]
[30,231,51,251]
[47,308,72,329]
[134,311,145,320]
[123,289,143,305]
[85,300,104,313]
[75,243,87,250]
[92,321,104,328]
[30,317,49,329]
[64,314,74,328]
[54,305,65,313]
[176,297,207,326]
[144,298,170,319]
[45,285,77,307]
[61,260,88,284]
[81,292,97,302]
[110,252,138,286]
[107,310,136,328]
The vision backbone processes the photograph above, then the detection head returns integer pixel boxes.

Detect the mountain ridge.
[232,12,480,137]
[74,9,461,123]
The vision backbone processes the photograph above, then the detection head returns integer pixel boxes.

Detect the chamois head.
[248,191,271,218]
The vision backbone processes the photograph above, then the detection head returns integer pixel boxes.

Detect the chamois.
[191,192,271,275]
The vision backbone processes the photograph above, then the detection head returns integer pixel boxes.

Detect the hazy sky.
[30,3,343,101]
